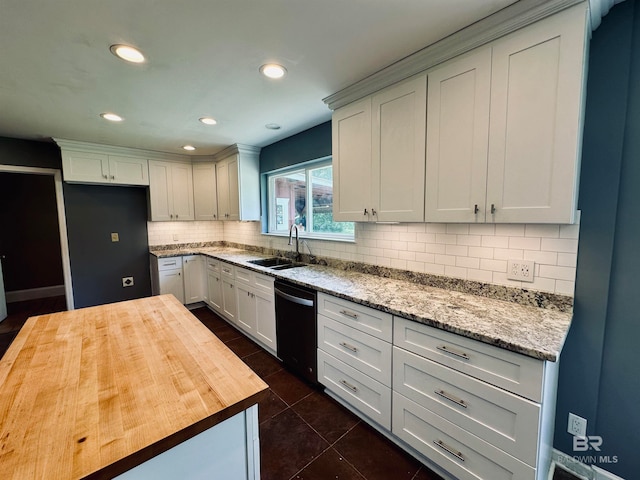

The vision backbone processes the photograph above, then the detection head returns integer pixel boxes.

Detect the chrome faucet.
[288,224,299,260]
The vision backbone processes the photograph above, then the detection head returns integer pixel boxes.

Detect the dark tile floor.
[0,298,576,480]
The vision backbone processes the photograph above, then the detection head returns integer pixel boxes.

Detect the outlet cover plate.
[507,259,535,283]
[567,412,587,437]
[122,276,134,287]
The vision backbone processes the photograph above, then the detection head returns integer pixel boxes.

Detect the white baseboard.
[6,285,66,303]
[552,449,626,480]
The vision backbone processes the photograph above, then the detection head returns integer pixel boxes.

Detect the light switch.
[111,232,119,242]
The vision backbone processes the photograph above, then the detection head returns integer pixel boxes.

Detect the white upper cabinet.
[61,150,149,186]
[148,160,195,221]
[372,75,427,222]
[332,74,426,222]
[486,6,587,224]
[425,49,491,223]
[193,162,218,221]
[214,144,261,221]
[332,98,372,222]
[426,5,588,224]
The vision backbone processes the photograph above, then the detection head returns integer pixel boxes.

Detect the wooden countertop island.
[0,295,269,479]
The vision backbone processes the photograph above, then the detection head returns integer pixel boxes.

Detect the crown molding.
[323,0,589,111]
[212,143,261,162]
[53,138,194,163]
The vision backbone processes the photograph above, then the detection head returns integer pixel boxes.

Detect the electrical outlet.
[506,259,535,283]
[173,234,179,241]
[111,232,119,242]
[122,276,134,287]
[567,412,587,437]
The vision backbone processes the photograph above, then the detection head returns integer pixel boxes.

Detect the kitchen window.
[267,158,354,240]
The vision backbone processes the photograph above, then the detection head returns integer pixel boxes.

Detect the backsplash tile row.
[147,221,223,246]
[147,218,580,297]
[221,219,580,297]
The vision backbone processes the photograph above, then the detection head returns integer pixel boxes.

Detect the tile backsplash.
[149,218,580,297]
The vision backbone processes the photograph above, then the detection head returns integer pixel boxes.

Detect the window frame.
[265,156,354,241]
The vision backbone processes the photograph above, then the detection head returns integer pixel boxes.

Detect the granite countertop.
[150,247,572,362]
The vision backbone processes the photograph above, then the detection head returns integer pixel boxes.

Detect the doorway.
[0,165,74,318]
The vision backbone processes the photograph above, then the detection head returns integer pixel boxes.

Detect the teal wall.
[554,2,639,476]
[259,122,331,173]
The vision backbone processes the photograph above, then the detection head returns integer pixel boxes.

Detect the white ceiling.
[0,0,518,156]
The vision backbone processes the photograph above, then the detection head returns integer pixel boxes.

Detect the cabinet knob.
[490,204,496,214]
[363,208,368,216]
[176,214,179,219]
[110,175,115,180]
[170,214,174,219]
[474,204,479,214]
[371,208,377,216]
[103,174,108,179]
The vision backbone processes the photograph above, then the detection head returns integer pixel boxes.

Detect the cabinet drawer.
[393,393,535,480]
[393,347,539,466]
[317,349,391,430]
[318,315,392,387]
[158,256,183,271]
[206,257,220,271]
[318,293,392,342]
[235,266,254,285]
[220,263,235,279]
[393,317,544,401]
[254,273,274,295]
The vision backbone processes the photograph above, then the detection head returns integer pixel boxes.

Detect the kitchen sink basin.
[247,257,305,270]
[248,257,293,267]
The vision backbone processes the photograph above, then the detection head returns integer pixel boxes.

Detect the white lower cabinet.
[317,349,392,430]
[183,255,204,304]
[392,393,535,480]
[221,265,237,323]
[206,261,223,314]
[317,294,392,430]
[155,256,184,304]
[235,266,276,354]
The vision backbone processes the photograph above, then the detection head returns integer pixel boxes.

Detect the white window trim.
[265,157,354,241]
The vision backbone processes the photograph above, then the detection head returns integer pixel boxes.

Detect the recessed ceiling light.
[260,64,287,79]
[265,123,281,130]
[110,44,146,64]
[199,117,217,125]
[100,112,123,122]
[182,145,196,151]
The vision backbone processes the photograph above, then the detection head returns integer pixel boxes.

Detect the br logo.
[573,435,603,452]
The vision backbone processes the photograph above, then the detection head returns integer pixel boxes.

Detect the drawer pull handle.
[339,341,358,353]
[340,379,358,392]
[339,310,359,319]
[436,344,469,360]
[434,440,465,462]
[435,389,467,408]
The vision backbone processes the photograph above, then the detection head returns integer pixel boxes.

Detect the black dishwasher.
[274,280,318,385]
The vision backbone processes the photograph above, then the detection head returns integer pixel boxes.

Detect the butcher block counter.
[0,295,268,480]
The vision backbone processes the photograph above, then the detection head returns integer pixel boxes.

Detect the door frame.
[0,165,74,310]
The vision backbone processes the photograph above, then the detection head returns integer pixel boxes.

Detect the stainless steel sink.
[247,257,304,270]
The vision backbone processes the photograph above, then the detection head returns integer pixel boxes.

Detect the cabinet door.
[255,291,276,353]
[487,6,587,223]
[193,163,218,220]
[222,278,237,322]
[216,160,230,220]
[226,155,240,221]
[148,161,173,221]
[170,163,195,221]
[183,255,204,304]
[158,269,184,304]
[372,74,427,222]
[332,98,372,222]
[425,49,491,222]
[108,156,149,186]
[61,151,109,183]
[236,283,257,334]
[207,270,223,313]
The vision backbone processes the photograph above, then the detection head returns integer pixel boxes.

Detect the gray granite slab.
[149,246,572,362]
